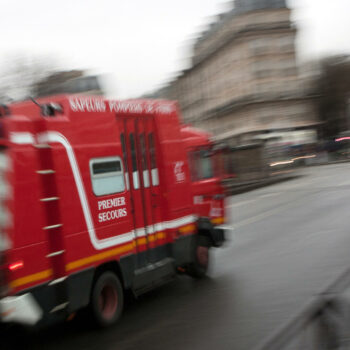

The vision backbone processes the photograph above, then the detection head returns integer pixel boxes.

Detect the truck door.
[119,116,162,266]
[136,117,164,260]
[145,120,165,259]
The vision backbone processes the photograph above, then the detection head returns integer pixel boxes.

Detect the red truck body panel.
[0,95,226,326]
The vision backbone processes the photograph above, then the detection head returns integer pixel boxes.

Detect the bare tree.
[0,54,58,102]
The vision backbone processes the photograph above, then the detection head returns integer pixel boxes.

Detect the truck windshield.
[189,149,214,181]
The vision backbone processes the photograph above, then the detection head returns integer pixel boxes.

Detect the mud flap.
[211,227,225,247]
[197,218,226,248]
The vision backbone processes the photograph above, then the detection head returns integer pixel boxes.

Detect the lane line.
[227,199,257,208]
[259,192,281,199]
[228,192,282,209]
[233,192,319,229]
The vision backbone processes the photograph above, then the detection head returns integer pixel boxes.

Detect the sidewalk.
[306,158,350,167]
[225,171,301,195]
[225,160,350,196]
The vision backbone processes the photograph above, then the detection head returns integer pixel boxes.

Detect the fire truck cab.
[0,95,226,327]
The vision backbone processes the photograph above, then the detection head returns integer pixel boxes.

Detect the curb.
[226,175,301,196]
[225,161,350,196]
[306,159,350,167]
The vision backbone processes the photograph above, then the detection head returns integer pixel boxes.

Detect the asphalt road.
[5,163,350,350]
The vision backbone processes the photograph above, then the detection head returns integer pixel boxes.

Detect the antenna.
[28,97,63,116]
[29,96,42,108]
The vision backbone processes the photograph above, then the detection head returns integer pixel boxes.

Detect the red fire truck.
[0,95,226,328]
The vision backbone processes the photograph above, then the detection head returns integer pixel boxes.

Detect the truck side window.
[90,157,125,196]
[129,133,140,189]
[148,133,159,186]
[120,133,129,190]
[140,133,150,188]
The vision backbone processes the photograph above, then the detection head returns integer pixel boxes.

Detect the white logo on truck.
[98,197,127,223]
[69,97,175,115]
[69,97,106,112]
[174,161,185,183]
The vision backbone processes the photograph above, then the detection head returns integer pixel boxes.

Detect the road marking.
[228,193,281,208]
[259,192,281,199]
[233,194,312,229]
[229,170,349,228]
[336,180,350,186]
[227,199,256,208]
[234,207,285,229]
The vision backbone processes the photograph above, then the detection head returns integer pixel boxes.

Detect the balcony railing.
[255,268,350,350]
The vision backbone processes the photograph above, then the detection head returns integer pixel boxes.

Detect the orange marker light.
[9,261,24,271]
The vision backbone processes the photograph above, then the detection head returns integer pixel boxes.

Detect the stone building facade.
[35,71,104,98]
[151,0,317,146]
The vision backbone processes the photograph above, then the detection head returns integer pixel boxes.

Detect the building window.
[90,157,125,196]
[250,38,269,55]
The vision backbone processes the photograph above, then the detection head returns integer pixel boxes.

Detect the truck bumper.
[0,293,43,325]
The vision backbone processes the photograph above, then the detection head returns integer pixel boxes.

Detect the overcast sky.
[1,0,350,98]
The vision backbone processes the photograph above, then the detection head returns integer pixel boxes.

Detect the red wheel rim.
[99,283,118,320]
[197,246,208,267]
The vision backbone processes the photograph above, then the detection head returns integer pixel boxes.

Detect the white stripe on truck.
[10,132,196,250]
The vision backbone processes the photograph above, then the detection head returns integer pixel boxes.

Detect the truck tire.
[187,236,210,279]
[90,271,123,327]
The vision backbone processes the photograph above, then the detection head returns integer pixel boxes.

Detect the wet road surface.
[4,163,350,350]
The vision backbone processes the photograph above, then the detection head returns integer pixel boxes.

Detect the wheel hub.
[99,284,118,320]
[197,246,209,267]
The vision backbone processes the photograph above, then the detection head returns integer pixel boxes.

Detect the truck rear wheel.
[90,271,123,327]
[187,236,210,279]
